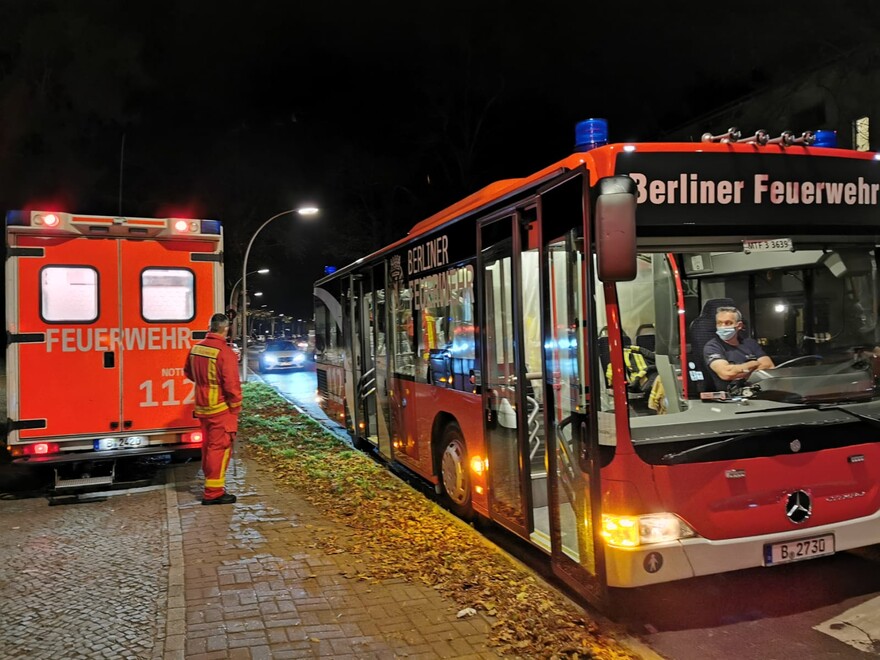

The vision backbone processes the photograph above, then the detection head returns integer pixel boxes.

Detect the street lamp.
[241,206,319,381]
[229,268,269,308]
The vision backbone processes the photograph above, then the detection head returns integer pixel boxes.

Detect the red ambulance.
[4,210,224,489]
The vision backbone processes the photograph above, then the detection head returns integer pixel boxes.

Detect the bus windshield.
[598,239,880,444]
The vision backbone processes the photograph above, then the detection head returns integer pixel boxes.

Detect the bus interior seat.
[687,297,735,395]
[635,324,656,352]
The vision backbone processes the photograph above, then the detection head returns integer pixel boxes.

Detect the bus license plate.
[764,534,834,566]
[743,238,793,253]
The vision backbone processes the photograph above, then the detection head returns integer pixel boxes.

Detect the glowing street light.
[229,268,269,308]
[241,206,319,381]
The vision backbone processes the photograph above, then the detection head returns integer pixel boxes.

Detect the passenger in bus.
[184,313,243,505]
[704,306,775,391]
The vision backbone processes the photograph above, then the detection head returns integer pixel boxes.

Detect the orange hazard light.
[182,431,203,444]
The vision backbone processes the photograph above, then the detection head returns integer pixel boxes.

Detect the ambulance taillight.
[182,431,203,444]
[23,442,60,456]
[39,213,60,227]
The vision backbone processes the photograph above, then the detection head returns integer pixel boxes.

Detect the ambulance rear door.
[11,233,122,440]
[119,237,219,433]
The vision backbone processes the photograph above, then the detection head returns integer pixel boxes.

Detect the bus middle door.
[479,213,530,538]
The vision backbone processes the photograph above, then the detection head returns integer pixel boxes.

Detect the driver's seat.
[688,297,735,394]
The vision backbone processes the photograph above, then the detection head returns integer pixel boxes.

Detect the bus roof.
[316,140,879,284]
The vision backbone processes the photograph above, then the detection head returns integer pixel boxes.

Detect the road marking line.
[814,596,880,654]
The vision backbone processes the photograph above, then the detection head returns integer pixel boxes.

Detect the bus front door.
[539,172,606,606]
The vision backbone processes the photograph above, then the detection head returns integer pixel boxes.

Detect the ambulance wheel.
[438,422,473,519]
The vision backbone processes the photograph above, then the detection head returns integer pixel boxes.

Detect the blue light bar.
[574,118,609,152]
[813,130,837,148]
[324,266,337,275]
[200,219,222,234]
[6,210,28,226]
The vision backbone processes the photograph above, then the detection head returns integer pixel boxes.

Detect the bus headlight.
[601,513,695,547]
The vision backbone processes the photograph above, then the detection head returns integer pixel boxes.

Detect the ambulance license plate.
[764,534,834,566]
[95,436,148,451]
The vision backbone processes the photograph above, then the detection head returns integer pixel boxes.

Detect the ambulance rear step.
[53,463,115,490]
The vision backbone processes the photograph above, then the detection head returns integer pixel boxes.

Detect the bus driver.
[704,306,775,391]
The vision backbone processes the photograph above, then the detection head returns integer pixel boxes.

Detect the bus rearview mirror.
[595,185,637,282]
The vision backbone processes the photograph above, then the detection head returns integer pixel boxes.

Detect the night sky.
[1,0,877,321]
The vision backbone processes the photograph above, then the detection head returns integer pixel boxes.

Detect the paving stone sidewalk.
[166,445,500,660]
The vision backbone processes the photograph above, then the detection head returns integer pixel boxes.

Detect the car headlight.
[264,354,277,365]
[601,513,695,547]
[293,352,306,365]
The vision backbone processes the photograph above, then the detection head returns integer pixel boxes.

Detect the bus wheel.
[438,422,473,519]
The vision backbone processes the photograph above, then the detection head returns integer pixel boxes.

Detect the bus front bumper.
[605,508,880,588]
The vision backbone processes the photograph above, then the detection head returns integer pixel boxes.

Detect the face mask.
[716,327,737,341]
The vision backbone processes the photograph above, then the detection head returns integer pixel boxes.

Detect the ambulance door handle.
[110,421,120,430]
[123,420,132,429]
[104,351,115,368]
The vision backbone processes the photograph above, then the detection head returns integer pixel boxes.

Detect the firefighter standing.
[184,313,243,505]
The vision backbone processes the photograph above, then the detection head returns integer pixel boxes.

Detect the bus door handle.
[103,351,115,368]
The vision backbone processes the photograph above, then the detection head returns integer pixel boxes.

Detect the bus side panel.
[119,239,217,432]
[317,361,345,425]
[651,444,880,540]
[14,235,122,439]
[413,382,483,480]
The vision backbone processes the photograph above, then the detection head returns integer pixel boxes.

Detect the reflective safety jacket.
[183,332,243,418]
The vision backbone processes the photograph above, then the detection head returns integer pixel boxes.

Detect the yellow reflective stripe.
[195,401,229,415]
[205,447,232,488]
[207,356,220,410]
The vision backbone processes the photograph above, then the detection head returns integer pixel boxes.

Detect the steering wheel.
[774,355,823,368]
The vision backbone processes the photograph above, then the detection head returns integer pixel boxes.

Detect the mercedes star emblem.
[786,490,812,524]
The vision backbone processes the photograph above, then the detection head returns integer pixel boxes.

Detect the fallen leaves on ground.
[240,382,639,659]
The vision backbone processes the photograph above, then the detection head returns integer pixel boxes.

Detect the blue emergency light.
[324,266,338,275]
[6,210,28,226]
[200,219,222,235]
[813,130,837,148]
[574,118,609,152]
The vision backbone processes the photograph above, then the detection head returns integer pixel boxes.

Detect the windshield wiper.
[660,428,776,465]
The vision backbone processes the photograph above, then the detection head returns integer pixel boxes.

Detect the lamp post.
[241,206,318,381]
[229,268,269,309]
[229,269,268,342]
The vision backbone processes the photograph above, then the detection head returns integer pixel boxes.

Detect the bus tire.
[438,422,473,519]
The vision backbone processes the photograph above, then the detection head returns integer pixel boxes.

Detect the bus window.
[598,253,682,417]
[391,283,415,376]
[415,264,475,389]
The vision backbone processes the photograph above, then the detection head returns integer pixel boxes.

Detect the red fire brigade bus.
[5,210,224,489]
[314,121,880,604]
